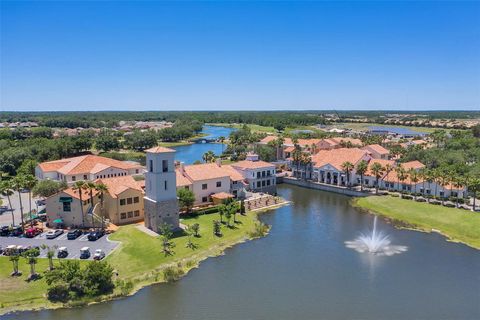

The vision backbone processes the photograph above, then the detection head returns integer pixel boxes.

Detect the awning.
[59,197,72,203]
[53,219,63,224]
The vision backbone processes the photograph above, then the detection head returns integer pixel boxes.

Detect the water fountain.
[345,216,407,256]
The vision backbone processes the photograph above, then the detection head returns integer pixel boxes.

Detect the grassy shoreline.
[0,207,284,316]
[352,196,480,249]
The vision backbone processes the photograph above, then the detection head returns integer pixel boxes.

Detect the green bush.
[47,283,70,302]
[163,266,184,282]
[390,193,399,197]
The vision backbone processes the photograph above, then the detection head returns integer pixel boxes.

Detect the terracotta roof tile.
[311,148,369,171]
[145,146,176,153]
[363,144,389,155]
[95,175,144,199]
[232,160,275,170]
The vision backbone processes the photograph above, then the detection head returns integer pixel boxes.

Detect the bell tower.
[144,146,179,232]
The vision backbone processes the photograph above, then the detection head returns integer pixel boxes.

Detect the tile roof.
[232,160,275,170]
[145,146,176,153]
[62,187,99,200]
[311,148,369,171]
[176,163,245,184]
[39,155,141,175]
[402,160,425,170]
[363,144,390,155]
[176,170,193,187]
[95,175,144,199]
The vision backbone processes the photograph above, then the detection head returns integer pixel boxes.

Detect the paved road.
[0,231,119,260]
[0,192,43,227]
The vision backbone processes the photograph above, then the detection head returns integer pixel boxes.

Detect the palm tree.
[452,176,464,208]
[23,174,37,227]
[291,145,302,178]
[218,136,225,154]
[418,168,427,196]
[0,180,15,226]
[73,181,86,228]
[438,170,449,205]
[356,160,368,192]
[424,169,434,203]
[84,181,97,228]
[12,175,26,231]
[431,168,440,199]
[341,161,354,187]
[95,183,109,230]
[408,169,419,200]
[218,204,226,223]
[370,163,385,194]
[394,165,405,193]
[397,167,408,196]
[23,248,39,280]
[40,244,57,271]
[9,254,21,276]
[301,153,312,180]
[467,178,480,211]
[202,150,215,163]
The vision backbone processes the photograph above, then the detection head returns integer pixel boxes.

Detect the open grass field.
[354,196,480,249]
[107,212,258,280]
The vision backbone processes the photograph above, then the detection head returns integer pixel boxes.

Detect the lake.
[10,184,480,319]
[171,125,234,164]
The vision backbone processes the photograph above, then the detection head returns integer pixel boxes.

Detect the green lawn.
[107,212,257,280]
[354,196,480,249]
[208,123,277,134]
[331,122,443,133]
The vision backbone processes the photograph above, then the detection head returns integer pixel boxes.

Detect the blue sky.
[1,1,479,111]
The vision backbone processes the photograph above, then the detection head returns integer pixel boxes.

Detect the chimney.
[179,162,185,173]
[216,158,222,167]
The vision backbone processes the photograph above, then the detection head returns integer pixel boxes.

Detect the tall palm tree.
[202,150,215,163]
[218,136,225,154]
[291,145,302,178]
[438,170,449,205]
[452,176,464,208]
[418,168,426,196]
[9,254,20,276]
[95,183,109,230]
[356,160,368,192]
[370,163,385,194]
[397,168,409,196]
[341,161,354,187]
[408,169,419,200]
[12,175,26,232]
[467,178,480,211]
[84,181,97,228]
[23,174,37,227]
[383,163,394,191]
[0,180,15,226]
[394,165,405,193]
[73,181,86,228]
[431,168,440,199]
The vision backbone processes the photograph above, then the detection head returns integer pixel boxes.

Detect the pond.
[11,185,480,319]
[171,125,234,164]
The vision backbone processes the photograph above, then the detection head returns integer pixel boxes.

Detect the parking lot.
[0,231,119,260]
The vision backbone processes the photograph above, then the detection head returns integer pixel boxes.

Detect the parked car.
[57,247,68,258]
[0,226,10,237]
[37,214,47,222]
[24,246,41,255]
[93,249,105,260]
[36,199,46,206]
[9,226,23,237]
[80,247,91,259]
[25,227,43,238]
[16,245,26,254]
[0,245,3,255]
[67,229,83,240]
[87,229,105,241]
[0,205,9,214]
[46,229,64,239]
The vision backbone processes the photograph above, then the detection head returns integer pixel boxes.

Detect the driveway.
[0,192,43,227]
[0,231,119,260]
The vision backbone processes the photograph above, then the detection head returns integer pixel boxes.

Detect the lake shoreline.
[351,196,480,250]
[0,203,290,317]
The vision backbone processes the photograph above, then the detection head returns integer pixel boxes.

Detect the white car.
[93,249,105,260]
[46,229,64,239]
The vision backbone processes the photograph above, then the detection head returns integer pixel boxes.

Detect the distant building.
[362,144,390,160]
[36,155,144,184]
[231,153,276,193]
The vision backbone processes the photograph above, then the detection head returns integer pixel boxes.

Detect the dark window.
[135,169,139,174]
[257,181,261,188]
[202,183,207,190]
[120,212,126,219]
[134,210,140,217]
[63,202,71,212]
[127,198,133,205]
[262,180,266,187]
[162,160,168,172]
[127,211,133,218]
[120,199,126,206]
[83,174,88,180]
[184,186,189,190]
[133,197,139,203]
[216,181,221,188]
[262,171,266,177]
[72,176,76,182]
[164,180,168,190]
[149,160,153,172]
[202,196,208,202]
[257,172,261,178]
[267,180,271,186]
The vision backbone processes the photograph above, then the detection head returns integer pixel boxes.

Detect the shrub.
[390,193,399,197]
[430,200,441,205]
[248,222,270,238]
[443,203,455,208]
[401,195,413,200]
[415,198,427,202]
[163,266,184,282]
[47,283,70,302]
